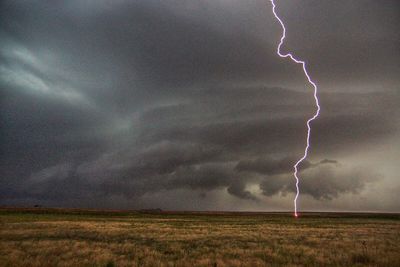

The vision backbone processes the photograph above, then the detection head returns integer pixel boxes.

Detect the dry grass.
[0,208,399,266]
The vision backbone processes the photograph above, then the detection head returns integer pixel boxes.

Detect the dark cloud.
[260,165,380,200]
[235,157,337,175]
[227,181,259,201]
[276,0,400,87]
[319,159,338,165]
[0,0,398,210]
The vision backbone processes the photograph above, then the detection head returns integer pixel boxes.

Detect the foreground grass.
[0,208,399,266]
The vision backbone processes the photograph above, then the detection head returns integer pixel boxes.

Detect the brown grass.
[0,208,399,266]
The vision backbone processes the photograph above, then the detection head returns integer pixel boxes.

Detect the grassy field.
[0,208,399,267]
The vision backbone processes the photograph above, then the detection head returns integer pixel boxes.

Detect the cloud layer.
[0,0,399,211]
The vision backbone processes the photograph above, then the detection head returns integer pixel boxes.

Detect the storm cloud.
[0,0,399,211]
[259,164,380,200]
[235,157,338,175]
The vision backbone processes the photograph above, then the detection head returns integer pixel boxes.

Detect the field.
[0,208,399,267]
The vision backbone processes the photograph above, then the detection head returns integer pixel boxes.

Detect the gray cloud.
[0,0,399,211]
[260,165,381,200]
[227,181,259,201]
[235,157,337,175]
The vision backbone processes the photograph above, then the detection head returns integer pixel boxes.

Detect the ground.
[0,208,399,266]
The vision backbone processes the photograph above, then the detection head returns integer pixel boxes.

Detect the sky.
[1,0,399,212]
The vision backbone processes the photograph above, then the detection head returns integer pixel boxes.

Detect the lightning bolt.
[270,0,321,218]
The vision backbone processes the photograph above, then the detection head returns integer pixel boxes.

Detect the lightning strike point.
[269,0,321,218]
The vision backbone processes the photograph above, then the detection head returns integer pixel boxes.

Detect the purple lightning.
[269,0,321,218]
